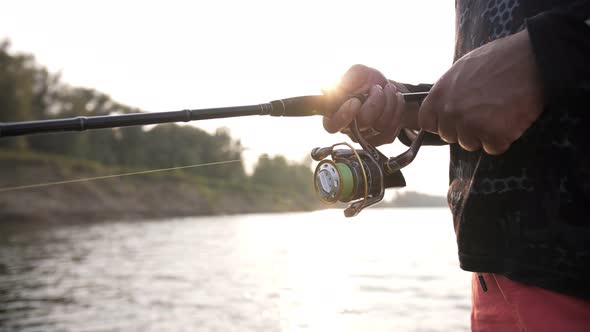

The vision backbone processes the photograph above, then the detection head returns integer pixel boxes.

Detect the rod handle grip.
[268,92,428,118]
[269,95,343,117]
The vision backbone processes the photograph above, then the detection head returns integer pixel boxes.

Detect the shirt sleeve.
[526,0,590,105]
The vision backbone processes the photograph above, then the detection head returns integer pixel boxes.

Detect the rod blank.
[0,92,428,138]
[0,105,267,137]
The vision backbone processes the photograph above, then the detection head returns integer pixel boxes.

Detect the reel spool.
[313,144,407,216]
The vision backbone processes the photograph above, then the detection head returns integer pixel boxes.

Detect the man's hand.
[322,64,419,146]
[419,29,544,155]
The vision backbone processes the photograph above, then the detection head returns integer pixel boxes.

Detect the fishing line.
[0,158,246,193]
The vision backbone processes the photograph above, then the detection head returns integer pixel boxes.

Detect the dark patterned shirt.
[405,0,590,299]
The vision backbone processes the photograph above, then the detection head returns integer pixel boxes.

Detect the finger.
[466,111,513,155]
[373,83,397,132]
[482,140,511,155]
[351,73,388,95]
[374,87,405,144]
[340,64,388,95]
[322,98,362,133]
[480,126,513,155]
[388,90,406,136]
[322,65,373,110]
[357,85,385,129]
[366,90,405,146]
[338,64,370,92]
[478,123,514,155]
[437,104,458,144]
[457,126,482,152]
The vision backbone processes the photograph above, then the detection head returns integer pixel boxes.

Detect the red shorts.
[471,273,590,331]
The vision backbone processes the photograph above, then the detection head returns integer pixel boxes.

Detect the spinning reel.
[311,93,427,217]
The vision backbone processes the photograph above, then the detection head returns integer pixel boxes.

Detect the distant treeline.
[384,191,448,208]
[0,40,315,201]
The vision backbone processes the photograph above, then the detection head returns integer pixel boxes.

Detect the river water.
[0,208,471,332]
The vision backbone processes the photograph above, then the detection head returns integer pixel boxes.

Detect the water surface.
[0,208,470,331]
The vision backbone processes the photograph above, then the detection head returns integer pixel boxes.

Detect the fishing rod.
[0,92,429,217]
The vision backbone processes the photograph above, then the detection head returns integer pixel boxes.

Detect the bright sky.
[1,0,455,196]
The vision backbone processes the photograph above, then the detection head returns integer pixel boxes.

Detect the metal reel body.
[312,145,406,217]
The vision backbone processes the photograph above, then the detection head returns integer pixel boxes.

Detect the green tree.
[251,154,314,195]
[0,40,37,150]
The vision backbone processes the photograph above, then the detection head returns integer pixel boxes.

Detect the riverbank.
[0,150,319,223]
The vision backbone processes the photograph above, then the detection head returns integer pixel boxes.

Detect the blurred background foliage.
[0,40,316,209]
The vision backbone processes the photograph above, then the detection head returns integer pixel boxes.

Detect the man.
[323,1,590,330]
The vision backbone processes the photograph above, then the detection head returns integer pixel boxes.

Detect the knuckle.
[384,83,396,95]
[482,145,496,155]
[346,64,368,78]
[484,143,509,155]
[387,82,401,94]
[458,137,481,152]
[482,133,512,155]
[350,64,367,72]
[440,132,457,144]
[462,145,480,152]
